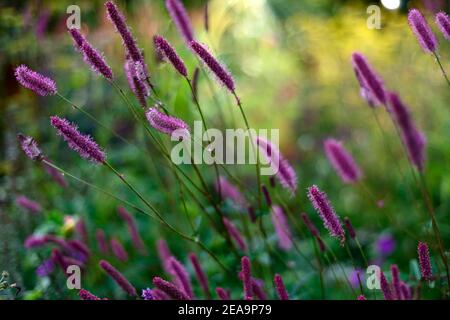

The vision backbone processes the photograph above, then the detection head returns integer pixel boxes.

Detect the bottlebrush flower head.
[96,229,109,255]
[18,134,43,161]
[222,217,247,252]
[274,274,289,300]
[300,212,319,237]
[50,116,106,164]
[436,12,450,40]
[157,239,173,274]
[99,260,137,296]
[251,278,267,300]
[387,92,426,171]
[343,217,356,239]
[216,176,247,208]
[256,136,297,195]
[79,289,101,300]
[165,0,195,44]
[168,256,193,299]
[16,196,42,214]
[117,206,146,254]
[353,66,377,107]
[68,239,90,260]
[24,235,48,248]
[324,138,362,184]
[417,241,433,280]
[15,65,57,96]
[124,58,150,108]
[141,288,154,300]
[400,281,412,300]
[240,256,253,300]
[152,276,191,300]
[110,238,128,262]
[271,205,292,250]
[190,40,235,92]
[380,271,393,300]
[146,107,190,139]
[390,264,401,299]
[307,185,345,244]
[68,28,113,80]
[105,1,144,63]
[351,53,386,105]
[408,9,438,53]
[216,287,230,300]
[189,253,211,298]
[153,35,187,77]
[152,289,170,300]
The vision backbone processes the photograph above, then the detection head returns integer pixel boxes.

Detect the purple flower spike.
[324,138,362,184]
[69,29,113,80]
[168,256,194,299]
[16,196,42,214]
[216,287,230,300]
[36,259,54,277]
[189,253,211,299]
[17,134,43,161]
[190,40,235,93]
[274,274,289,300]
[105,1,144,63]
[343,217,356,239]
[165,0,195,44]
[157,239,173,274]
[351,53,386,105]
[117,207,146,254]
[152,277,191,300]
[357,295,366,300]
[256,136,297,195]
[307,185,345,244]
[15,65,57,96]
[300,212,320,237]
[240,256,253,300]
[124,59,150,108]
[141,288,154,300]
[390,264,401,299]
[400,281,413,300]
[216,176,247,208]
[408,9,438,53]
[154,35,187,77]
[79,289,101,300]
[223,217,247,252]
[387,92,426,171]
[50,116,106,164]
[96,229,109,255]
[251,278,267,300]
[418,241,433,281]
[110,238,128,262]
[436,12,450,40]
[271,205,292,251]
[380,271,393,300]
[99,260,137,296]
[146,107,190,139]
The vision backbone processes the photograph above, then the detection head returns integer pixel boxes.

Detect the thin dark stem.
[433,52,450,87]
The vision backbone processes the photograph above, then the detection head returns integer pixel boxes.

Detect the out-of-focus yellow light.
[381,0,401,10]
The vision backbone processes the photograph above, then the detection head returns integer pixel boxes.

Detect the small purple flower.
[68,28,113,80]
[50,116,106,164]
[436,12,450,40]
[387,92,426,172]
[153,35,187,77]
[343,217,356,239]
[165,0,195,44]
[146,107,190,139]
[152,276,191,300]
[216,176,247,208]
[14,65,57,96]
[99,260,137,296]
[36,259,55,277]
[240,256,253,300]
[223,217,247,252]
[274,273,289,300]
[390,264,402,299]
[141,288,154,300]
[190,40,235,93]
[189,253,211,299]
[17,134,42,161]
[348,269,364,288]
[96,229,109,255]
[16,196,42,214]
[117,206,146,254]
[376,234,396,256]
[256,136,297,195]
[124,59,150,108]
[271,205,292,250]
[351,53,386,105]
[380,271,393,300]
[110,238,128,262]
[307,185,345,244]
[418,241,433,281]
[408,9,438,53]
[324,138,362,184]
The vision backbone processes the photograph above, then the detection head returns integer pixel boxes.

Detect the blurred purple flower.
[375,234,396,256]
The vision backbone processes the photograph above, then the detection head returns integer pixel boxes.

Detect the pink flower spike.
[436,12,450,40]
[271,205,293,250]
[110,238,128,262]
[16,196,42,214]
[324,138,362,184]
[274,274,289,300]
[165,0,195,44]
[418,241,433,281]
[146,107,190,139]
[168,256,194,299]
[99,260,136,296]
[408,9,438,53]
[222,217,247,252]
[240,256,253,300]
[15,65,57,96]
[189,253,211,299]
[152,276,191,300]
[17,134,43,161]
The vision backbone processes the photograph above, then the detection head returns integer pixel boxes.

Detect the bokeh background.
[1,0,449,299]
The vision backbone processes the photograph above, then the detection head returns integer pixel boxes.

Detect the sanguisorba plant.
[13,0,450,300]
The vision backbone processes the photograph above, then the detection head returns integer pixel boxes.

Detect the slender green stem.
[433,52,450,87]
